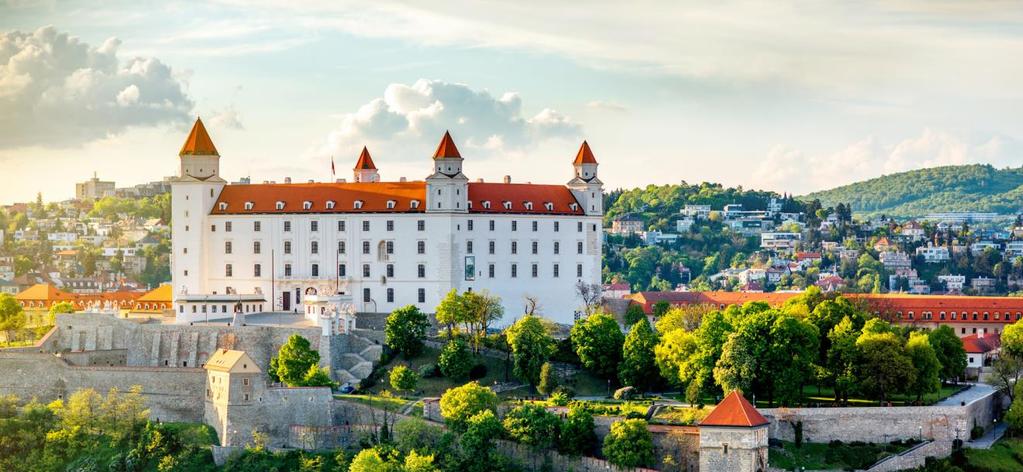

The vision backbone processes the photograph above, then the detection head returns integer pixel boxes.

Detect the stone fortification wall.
[60,349,128,366]
[0,352,205,422]
[214,386,335,448]
[866,440,952,472]
[53,313,325,372]
[760,391,1003,444]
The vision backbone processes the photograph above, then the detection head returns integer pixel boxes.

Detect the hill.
[802,164,1023,217]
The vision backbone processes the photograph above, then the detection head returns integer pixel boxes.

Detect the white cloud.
[318,79,581,162]
[0,26,193,148]
[586,100,627,112]
[754,130,1023,194]
[209,105,244,130]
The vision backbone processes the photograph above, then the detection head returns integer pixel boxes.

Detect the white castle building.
[171,118,603,325]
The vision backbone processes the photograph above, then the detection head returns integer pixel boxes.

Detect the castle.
[171,118,604,325]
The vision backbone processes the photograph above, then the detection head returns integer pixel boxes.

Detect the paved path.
[934,383,995,407]
[966,422,1008,449]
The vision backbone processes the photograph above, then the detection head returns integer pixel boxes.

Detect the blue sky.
[1,0,1022,202]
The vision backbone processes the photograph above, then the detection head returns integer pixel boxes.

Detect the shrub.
[502,404,561,449]
[419,364,440,378]
[439,382,499,432]
[558,406,597,456]
[613,386,635,400]
[389,365,419,394]
[602,419,655,468]
[439,338,473,380]
[548,391,570,407]
[468,363,488,381]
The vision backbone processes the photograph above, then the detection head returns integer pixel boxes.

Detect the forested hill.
[603,182,803,229]
[803,164,1023,217]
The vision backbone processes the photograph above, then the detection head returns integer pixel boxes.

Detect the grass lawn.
[798,384,963,407]
[963,438,1023,471]
[769,440,912,470]
[363,345,610,400]
[335,393,410,411]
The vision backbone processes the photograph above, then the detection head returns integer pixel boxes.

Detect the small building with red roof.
[962,332,1000,376]
[699,390,769,472]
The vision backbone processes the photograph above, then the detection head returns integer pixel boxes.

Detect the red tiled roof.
[628,291,798,313]
[700,391,768,427]
[574,141,597,165]
[210,181,583,215]
[433,131,462,159]
[354,147,377,170]
[962,333,1001,353]
[179,118,219,156]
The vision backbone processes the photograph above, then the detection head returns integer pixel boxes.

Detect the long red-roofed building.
[627,290,1023,338]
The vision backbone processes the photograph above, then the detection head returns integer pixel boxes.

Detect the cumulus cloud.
[753,130,1023,194]
[0,26,193,148]
[319,79,581,162]
[209,105,244,130]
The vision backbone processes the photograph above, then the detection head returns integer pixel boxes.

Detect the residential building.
[938,274,966,293]
[915,245,951,263]
[610,214,644,235]
[760,232,801,251]
[75,173,116,200]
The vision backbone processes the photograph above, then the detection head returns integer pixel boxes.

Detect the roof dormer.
[386,200,396,209]
[503,201,512,210]
[302,201,313,210]
[275,201,286,210]
[544,202,554,211]
[354,200,364,209]
[325,200,336,210]
[411,200,420,209]
[482,201,491,209]
[218,202,228,211]
[524,201,534,211]
[244,201,254,211]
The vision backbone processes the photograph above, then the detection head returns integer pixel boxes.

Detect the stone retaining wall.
[0,351,206,422]
[866,440,952,472]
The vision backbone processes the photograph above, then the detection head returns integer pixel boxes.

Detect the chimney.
[284,177,292,184]
[263,180,270,184]
[476,178,484,183]
[307,179,314,183]
[399,177,407,182]
[503,175,511,184]
[339,178,347,183]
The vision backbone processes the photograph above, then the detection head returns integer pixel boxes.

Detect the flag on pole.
[331,155,335,177]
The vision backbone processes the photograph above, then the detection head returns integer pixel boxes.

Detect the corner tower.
[425,131,468,213]
[698,390,769,472]
[171,118,227,302]
[567,141,604,216]
[353,146,380,183]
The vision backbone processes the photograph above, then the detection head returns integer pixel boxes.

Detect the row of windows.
[232,239,583,257]
[896,310,1023,321]
[226,262,584,279]
[209,218,593,234]
[178,303,264,314]
[368,287,426,303]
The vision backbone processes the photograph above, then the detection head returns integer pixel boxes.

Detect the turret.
[425,131,468,213]
[178,117,222,180]
[353,146,379,183]
[567,141,603,216]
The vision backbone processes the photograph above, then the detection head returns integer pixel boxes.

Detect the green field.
[962,439,1023,471]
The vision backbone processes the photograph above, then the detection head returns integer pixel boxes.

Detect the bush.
[602,419,655,468]
[559,406,597,456]
[439,382,499,432]
[613,386,635,400]
[468,363,488,381]
[389,365,419,394]
[548,391,570,407]
[502,404,561,449]
[439,338,473,380]
[418,364,440,378]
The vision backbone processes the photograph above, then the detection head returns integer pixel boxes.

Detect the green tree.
[462,291,504,354]
[403,450,439,472]
[655,305,709,333]
[558,406,597,456]
[856,331,915,404]
[624,304,647,326]
[570,313,625,380]
[349,448,387,472]
[301,365,337,388]
[435,289,467,338]
[1003,320,1023,360]
[654,328,699,389]
[537,362,558,397]
[619,319,660,390]
[827,316,860,405]
[385,305,430,359]
[439,382,498,432]
[502,403,561,449]
[928,325,967,383]
[505,315,555,388]
[652,301,671,317]
[906,332,941,403]
[389,365,419,395]
[0,294,26,344]
[271,334,321,387]
[459,410,503,466]
[602,419,655,468]
[1007,383,1023,435]
[438,338,473,380]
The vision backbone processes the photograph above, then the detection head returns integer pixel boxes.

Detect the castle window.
[512,221,518,231]
[554,221,560,232]
[386,200,396,209]
[326,200,335,209]
[363,288,371,303]
[577,264,583,277]
[532,221,538,232]
[311,241,319,254]
[363,264,370,277]
[553,264,559,278]
[531,264,538,278]
[362,241,370,254]
[483,201,491,209]
[311,264,319,277]
[387,288,394,303]
[338,220,346,231]
[418,241,426,254]
[245,201,254,210]
[225,241,232,254]
[387,220,394,231]
[218,202,228,210]
[311,220,318,232]
[243,378,249,386]
[386,241,394,254]
[544,202,554,211]
[354,200,364,209]
[468,220,474,231]
[338,241,346,254]
[303,201,313,210]
[511,264,518,278]
[511,241,518,254]
[284,241,292,254]
[411,200,420,209]
[254,264,261,277]
[339,264,346,276]
[276,201,285,210]
[418,264,426,278]
[386,264,394,278]
[225,264,233,277]
[225,221,232,232]
[362,221,370,231]
[418,220,426,231]
[554,242,560,254]
[577,241,584,254]
[532,241,538,254]
[488,264,495,278]
[418,288,425,303]
[489,241,495,254]
[503,201,512,210]
[467,241,473,254]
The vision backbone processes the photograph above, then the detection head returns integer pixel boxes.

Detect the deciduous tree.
[602,419,655,468]
[439,382,498,432]
[438,338,473,380]
[270,334,321,387]
[570,313,625,380]
[505,315,555,388]
[929,325,967,383]
[906,332,941,403]
[855,331,915,404]
[385,305,430,359]
[619,319,659,391]
[502,403,561,449]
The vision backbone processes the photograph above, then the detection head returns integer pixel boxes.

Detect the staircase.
[333,333,384,387]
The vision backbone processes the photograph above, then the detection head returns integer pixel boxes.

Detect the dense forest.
[803,164,1023,216]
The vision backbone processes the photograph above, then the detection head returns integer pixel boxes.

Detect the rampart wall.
[0,352,206,422]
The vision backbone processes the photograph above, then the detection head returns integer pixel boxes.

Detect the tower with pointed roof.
[698,390,769,472]
[172,118,227,301]
[353,146,380,183]
[425,131,468,213]
[567,141,603,216]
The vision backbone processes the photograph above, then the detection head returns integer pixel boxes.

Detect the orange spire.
[699,390,769,427]
[354,146,377,170]
[432,131,462,159]
[179,117,219,156]
[573,140,597,165]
